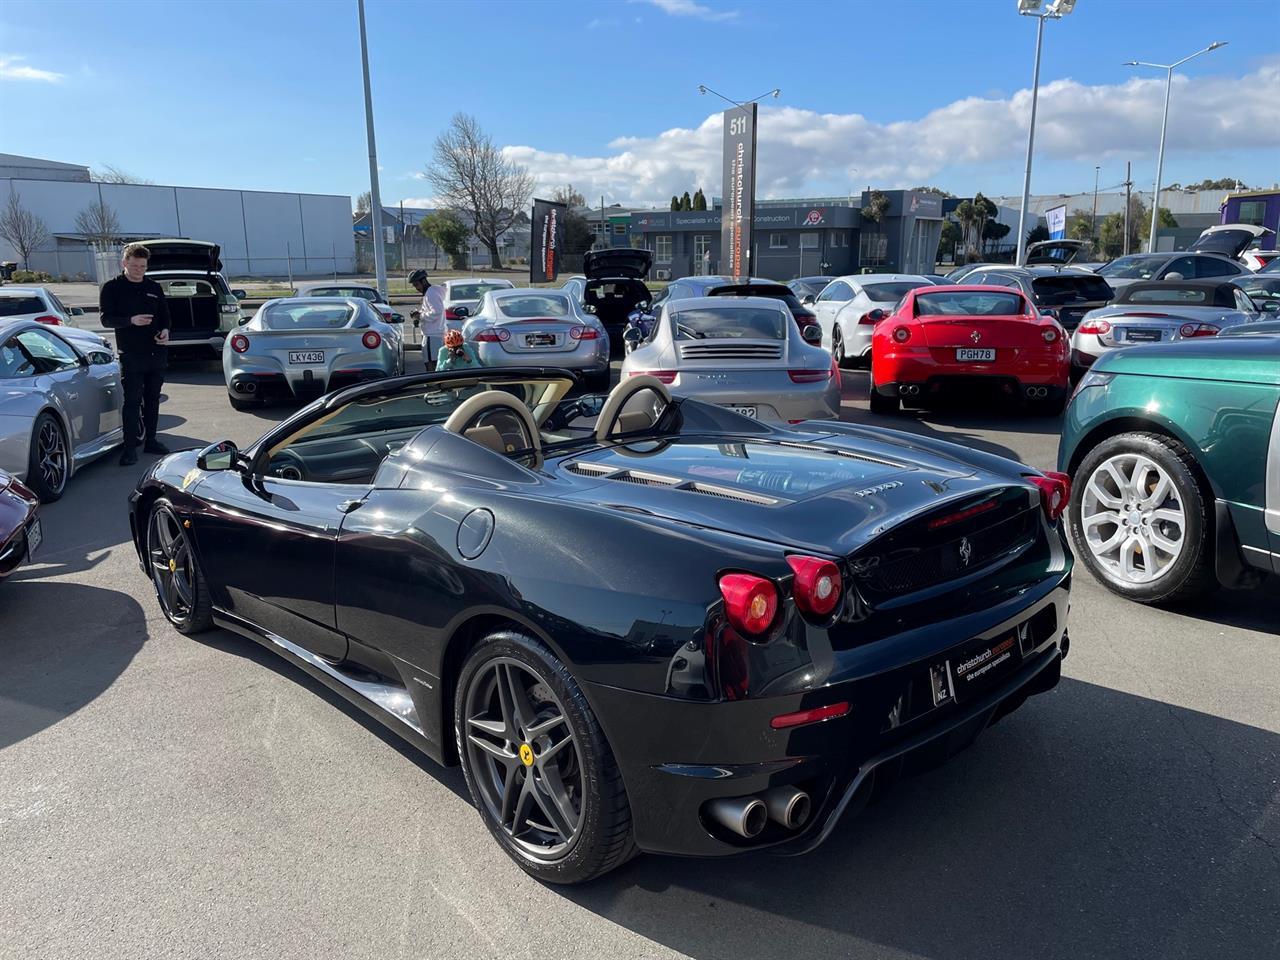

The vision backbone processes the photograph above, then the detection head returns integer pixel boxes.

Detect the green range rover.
[1058,335,1279,604]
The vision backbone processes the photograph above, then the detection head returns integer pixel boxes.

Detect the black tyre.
[832,327,851,369]
[869,387,900,415]
[455,631,635,884]
[146,500,214,633]
[1068,432,1216,604]
[27,411,70,502]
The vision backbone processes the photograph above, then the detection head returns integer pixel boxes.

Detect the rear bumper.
[586,575,1071,858]
[665,372,841,423]
[876,349,1069,388]
[228,365,389,401]
[475,340,610,371]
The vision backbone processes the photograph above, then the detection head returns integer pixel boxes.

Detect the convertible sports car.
[0,468,40,580]
[129,366,1073,883]
[223,297,405,409]
[870,285,1070,416]
[0,318,123,501]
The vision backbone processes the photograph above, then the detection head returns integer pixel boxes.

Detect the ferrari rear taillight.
[34,314,61,325]
[362,330,382,349]
[1042,327,1059,343]
[1030,471,1071,522]
[1077,319,1112,335]
[719,573,777,637]
[473,328,511,342]
[786,555,842,618]
[230,334,250,353]
[1179,322,1219,338]
[788,368,832,383]
[629,369,676,384]
[892,326,911,343]
[569,325,600,340]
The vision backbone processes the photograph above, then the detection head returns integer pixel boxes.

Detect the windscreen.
[0,297,45,316]
[1031,275,1113,304]
[307,287,378,301]
[708,285,803,310]
[451,283,508,301]
[1238,280,1280,302]
[261,302,356,330]
[1098,256,1163,280]
[495,294,572,318]
[1125,287,1210,305]
[915,291,1026,316]
[862,281,931,302]
[672,306,787,340]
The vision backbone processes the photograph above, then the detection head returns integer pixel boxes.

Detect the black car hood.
[584,249,652,279]
[555,432,1033,556]
[142,239,222,273]
[1188,224,1273,259]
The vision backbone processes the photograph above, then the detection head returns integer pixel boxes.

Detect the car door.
[813,280,854,347]
[191,470,358,661]
[12,328,97,449]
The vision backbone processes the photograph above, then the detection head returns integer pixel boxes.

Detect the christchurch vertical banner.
[720,103,758,280]
[529,198,566,283]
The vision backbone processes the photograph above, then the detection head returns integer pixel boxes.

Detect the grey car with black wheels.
[0,319,123,502]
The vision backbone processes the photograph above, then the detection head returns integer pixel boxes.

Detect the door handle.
[67,392,79,401]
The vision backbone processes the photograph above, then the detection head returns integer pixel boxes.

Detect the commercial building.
[627,190,944,282]
[1222,188,1280,237]
[0,153,356,279]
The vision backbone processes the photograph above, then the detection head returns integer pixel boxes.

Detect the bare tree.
[425,113,534,269]
[74,197,121,249]
[0,192,51,269]
[354,190,372,216]
[551,184,586,208]
[92,164,152,184]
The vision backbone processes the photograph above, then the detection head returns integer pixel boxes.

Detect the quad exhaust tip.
[236,381,258,395]
[762,785,811,830]
[1025,386,1049,399]
[899,384,921,396]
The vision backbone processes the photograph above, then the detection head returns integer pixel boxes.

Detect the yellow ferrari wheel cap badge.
[168,558,177,573]
[518,743,535,766]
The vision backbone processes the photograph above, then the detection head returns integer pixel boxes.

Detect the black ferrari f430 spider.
[130,367,1073,883]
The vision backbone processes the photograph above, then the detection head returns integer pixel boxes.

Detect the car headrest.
[443,390,543,469]
[595,375,672,443]
[463,425,508,455]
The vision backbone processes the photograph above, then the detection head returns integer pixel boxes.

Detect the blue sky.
[3,0,1277,207]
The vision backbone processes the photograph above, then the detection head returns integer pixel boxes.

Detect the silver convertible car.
[1068,279,1273,373]
[620,296,840,423]
[223,297,405,409]
[460,288,610,390]
[0,318,123,501]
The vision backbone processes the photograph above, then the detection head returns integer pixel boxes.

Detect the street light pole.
[1013,1,1077,267]
[1091,165,1100,242]
[357,0,388,299]
[1124,41,1227,252]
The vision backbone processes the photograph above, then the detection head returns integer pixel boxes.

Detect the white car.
[1240,250,1280,272]
[807,274,939,366]
[442,278,515,328]
[296,282,402,324]
[0,286,84,328]
[620,296,839,423]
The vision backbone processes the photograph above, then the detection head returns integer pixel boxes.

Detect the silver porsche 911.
[0,318,123,502]
[619,296,840,423]
[223,297,404,409]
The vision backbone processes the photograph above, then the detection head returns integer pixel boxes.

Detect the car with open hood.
[1023,239,1106,271]
[567,249,654,357]
[128,365,1073,883]
[1093,225,1265,293]
[139,239,244,355]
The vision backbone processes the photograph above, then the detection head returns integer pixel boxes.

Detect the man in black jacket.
[100,243,170,465]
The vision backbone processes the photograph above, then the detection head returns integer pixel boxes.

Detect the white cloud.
[0,56,64,83]
[501,63,1280,206]
[634,0,738,22]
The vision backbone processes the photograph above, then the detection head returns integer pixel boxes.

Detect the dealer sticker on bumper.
[25,518,42,560]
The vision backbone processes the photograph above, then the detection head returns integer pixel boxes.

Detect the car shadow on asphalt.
[0,580,148,750]
[564,678,1278,960]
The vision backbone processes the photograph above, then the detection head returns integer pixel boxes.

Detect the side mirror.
[800,294,816,305]
[237,316,251,326]
[623,327,642,344]
[867,308,887,323]
[452,305,470,319]
[388,312,404,323]
[1260,301,1280,313]
[801,323,823,346]
[69,306,85,316]
[231,289,247,300]
[196,439,240,472]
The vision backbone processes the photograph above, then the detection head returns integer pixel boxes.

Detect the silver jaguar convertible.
[223,297,405,409]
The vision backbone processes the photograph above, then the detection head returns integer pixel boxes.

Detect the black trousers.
[121,365,165,449]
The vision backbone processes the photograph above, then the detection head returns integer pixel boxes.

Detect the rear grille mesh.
[853,508,1038,596]
[678,343,783,361]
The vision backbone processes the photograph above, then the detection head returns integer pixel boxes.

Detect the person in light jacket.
[435,329,482,372]
[409,269,445,370]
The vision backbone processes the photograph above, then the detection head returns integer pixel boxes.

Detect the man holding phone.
[100,243,171,466]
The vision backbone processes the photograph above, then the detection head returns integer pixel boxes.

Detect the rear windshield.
[0,297,45,316]
[1098,256,1163,280]
[1031,275,1113,304]
[1126,287,1210,305]
[451,283,507,301]
[862,281,931,302]
[307,287,378,300]
[915,291,1026,316]
[672,306,787,340]
[708,285,802,310]
[261,302,356,330]
[495,294,572,318]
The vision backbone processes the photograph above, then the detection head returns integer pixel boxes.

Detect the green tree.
[1026,224,1050,245]
[680,191,692,211]
[939,219,961,261]
[861,189,891,263]
[670,195,680,211]
[692,188,707,211]
[419,210,469,269]
[1067,208,1094,241]
[982,220,1010,253]
[953,200,977,260]
[911,185,955,197]
[1158,207,1178,228]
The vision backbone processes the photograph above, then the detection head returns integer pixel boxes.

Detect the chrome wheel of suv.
[1081,452,1187,584]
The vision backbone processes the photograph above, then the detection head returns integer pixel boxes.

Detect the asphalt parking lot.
[2,357,1277,960]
